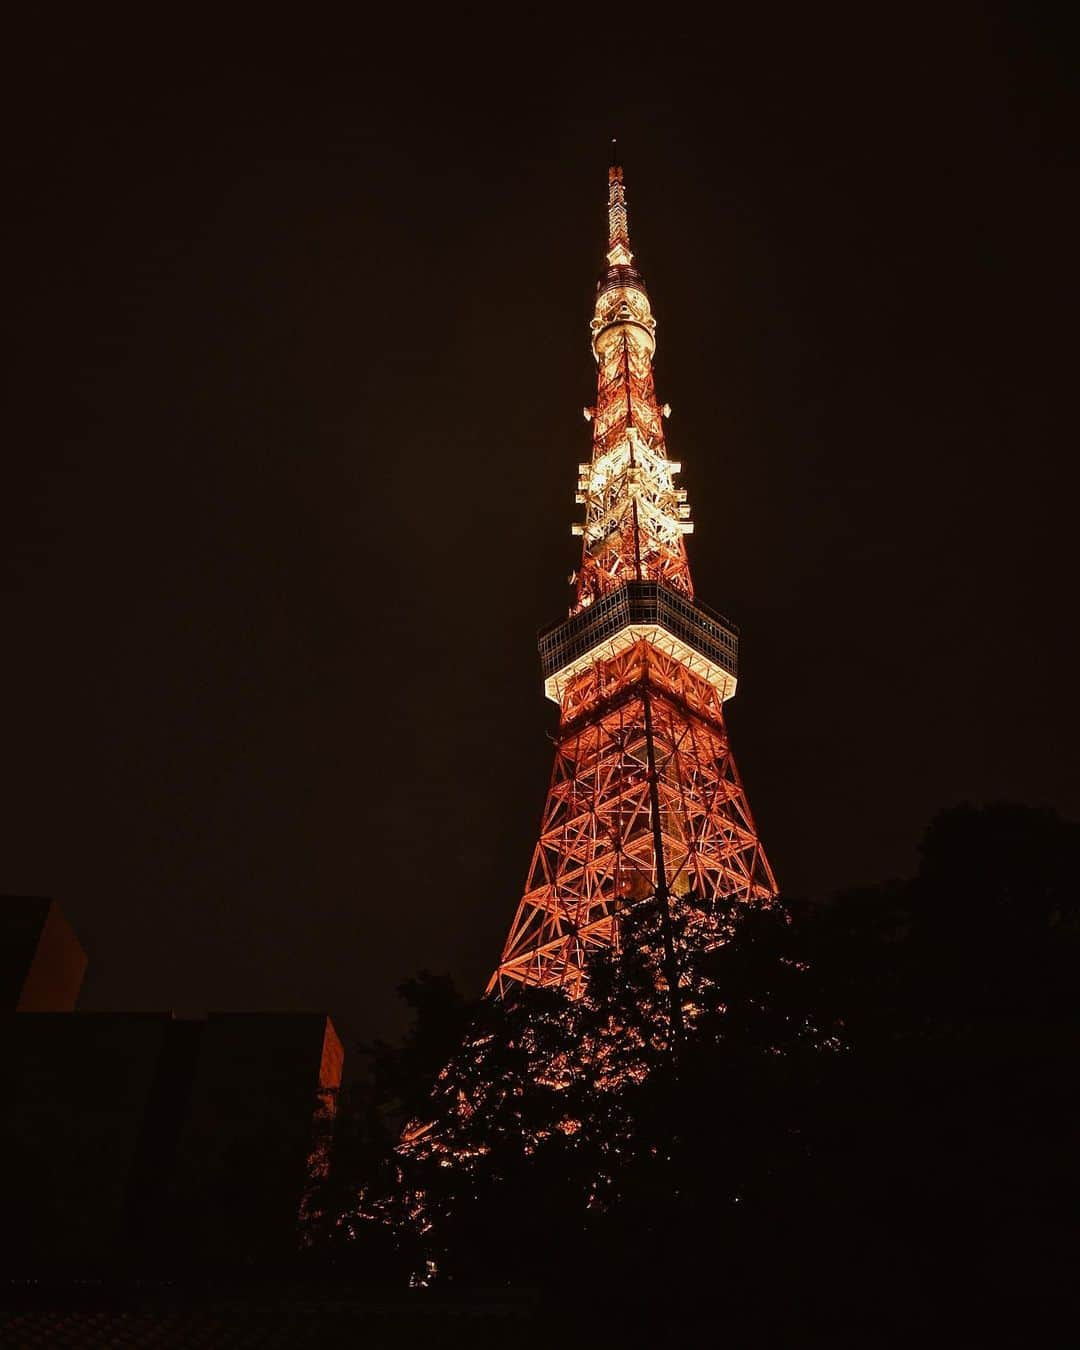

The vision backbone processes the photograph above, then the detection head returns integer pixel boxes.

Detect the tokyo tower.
[488,152,777,999]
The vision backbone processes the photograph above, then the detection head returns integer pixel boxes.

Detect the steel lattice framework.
[488,155,776,998]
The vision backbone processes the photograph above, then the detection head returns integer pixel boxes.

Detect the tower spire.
[579,155,687,611]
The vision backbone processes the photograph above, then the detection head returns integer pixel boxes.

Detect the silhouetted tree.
[311,803,1080,1335]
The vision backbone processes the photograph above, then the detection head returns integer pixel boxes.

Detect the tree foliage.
[305,804,1080,1332]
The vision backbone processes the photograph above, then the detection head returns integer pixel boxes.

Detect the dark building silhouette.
[1,896,87,1011]
[4,1010,178,1268]
[167,1012,343,1264]
[1,897,343,1273]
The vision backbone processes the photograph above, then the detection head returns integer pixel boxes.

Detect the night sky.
[4,8,1075,1056]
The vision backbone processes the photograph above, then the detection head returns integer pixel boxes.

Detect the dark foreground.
[4,805,1078,1347]
[2,1276,1074,1350]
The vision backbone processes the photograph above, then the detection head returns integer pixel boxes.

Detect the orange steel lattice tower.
[488,154,777,999]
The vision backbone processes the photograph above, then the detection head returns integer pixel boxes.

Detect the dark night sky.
[3,7,1076,1057]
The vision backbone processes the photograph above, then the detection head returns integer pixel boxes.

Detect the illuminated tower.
[489,154,777,998]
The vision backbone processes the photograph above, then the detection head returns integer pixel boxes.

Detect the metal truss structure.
[487,156,776,998]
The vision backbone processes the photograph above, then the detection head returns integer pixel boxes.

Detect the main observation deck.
[538,581,739,705]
